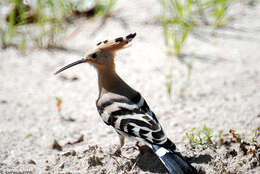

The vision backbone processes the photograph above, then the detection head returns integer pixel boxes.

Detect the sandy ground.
[0,1,260,173]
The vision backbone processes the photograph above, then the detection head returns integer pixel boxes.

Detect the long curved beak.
[54,58,85,75]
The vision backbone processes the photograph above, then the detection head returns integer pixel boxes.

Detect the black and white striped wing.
[97,92,168,146]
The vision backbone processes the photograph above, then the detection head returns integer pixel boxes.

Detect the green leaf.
[56,97,62,102]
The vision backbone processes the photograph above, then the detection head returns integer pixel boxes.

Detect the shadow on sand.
[132,145,213,174]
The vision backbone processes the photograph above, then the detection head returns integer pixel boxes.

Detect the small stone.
[62,150,76,156]
[14,160,20,165]
[62,151,71,156]
[250,159,258,169]
[0,100,7,104]
[229,149,237,157]
[71,150,76,156]
[28,159,36,165]
[45,165,50,171]
[56,157,60,162]
[60,163,65,169]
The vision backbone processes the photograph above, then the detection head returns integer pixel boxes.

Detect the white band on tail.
[155,147,169,157]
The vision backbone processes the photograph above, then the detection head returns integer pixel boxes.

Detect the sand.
[0,0,259,173]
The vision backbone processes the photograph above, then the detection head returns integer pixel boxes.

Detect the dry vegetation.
[0,0,259,174]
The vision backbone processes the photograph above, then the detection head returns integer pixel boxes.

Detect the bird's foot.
[135,141,142,148]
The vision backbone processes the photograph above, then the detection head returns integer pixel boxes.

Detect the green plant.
[248,0,258,6]
[204,0,235,27]
[159,0,237,55]
[18,35,26,51]
[1,0,28,48]
[165,65,174,97]
[184,125,213,148]
[160,0,195,55]
[55,97,62,113]
[0,0,118,50]
[95,0,117,17]
[34,0,71,48]
[159,0,237,96]
[180,61,193,96]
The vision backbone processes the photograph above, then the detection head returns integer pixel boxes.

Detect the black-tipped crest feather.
[126,33,136,40]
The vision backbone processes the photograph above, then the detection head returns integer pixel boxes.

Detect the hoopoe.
[55,33,197,174]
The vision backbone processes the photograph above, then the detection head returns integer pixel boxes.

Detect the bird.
[54,33,197,174]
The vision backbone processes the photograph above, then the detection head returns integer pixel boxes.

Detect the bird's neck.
[97,67,117,93]
[96,66,136,99]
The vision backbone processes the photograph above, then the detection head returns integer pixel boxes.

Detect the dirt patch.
[0,0,260,174]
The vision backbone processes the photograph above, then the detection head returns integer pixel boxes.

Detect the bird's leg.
[135,141,141,148]
[114,133,125,156]
[125,141,141,151]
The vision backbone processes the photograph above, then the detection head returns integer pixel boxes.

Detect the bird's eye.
[91,53,97,59]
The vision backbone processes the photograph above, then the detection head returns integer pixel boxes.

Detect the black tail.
[151,144,197,174]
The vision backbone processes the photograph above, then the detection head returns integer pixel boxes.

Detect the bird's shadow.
[132,145,168,173]
[132,145,212,173]
[189,154,213,164]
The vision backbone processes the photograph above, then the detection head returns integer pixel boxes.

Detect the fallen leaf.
[67,135,84,145]
[28,159,36,165]
[52,139,62,151]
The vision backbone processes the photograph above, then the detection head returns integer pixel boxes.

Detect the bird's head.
[54,33,136,75]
